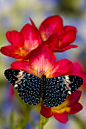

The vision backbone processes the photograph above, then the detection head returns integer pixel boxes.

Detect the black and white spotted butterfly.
[4,69,83,107]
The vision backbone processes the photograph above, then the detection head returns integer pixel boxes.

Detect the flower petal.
[8,84,15,97]
[11,61,35,74]
[8,30,24,47]
[68,103,83,114]
[39,16,63,40]
[51,59,73,76]
[40,104,53,118]
[61,45,78,51]
[54,111,68,123]
[48,47,62,52]
[63,26,77,33]
[6,31,12,43]
[44,34,59,48]
[48,45,77,52]
[29,17,38,29]
[59,31,76,48]
[0,45,22,58]
[29,45,56,77]
[51,72,63,77]
[67,90,81,107]
[20,24,42,49]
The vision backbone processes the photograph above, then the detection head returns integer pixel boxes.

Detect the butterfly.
[4,69,83,107]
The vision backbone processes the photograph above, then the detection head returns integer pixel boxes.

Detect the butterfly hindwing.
[4,69,41,105]
[42,75,83,107]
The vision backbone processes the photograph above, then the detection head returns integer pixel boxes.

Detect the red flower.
[40,90,83,123]
[67,60,86,87]
[0,15,83,125]
[0,16,77,59]
[38,15,77,52]
[6,44,82,124]
[8,84,15,97]
[9,45,73,101]
[0,24,42,60]
[10,45,73,78]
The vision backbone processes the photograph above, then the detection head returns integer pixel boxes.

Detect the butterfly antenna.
[45,61,55,74]
[28,66,36,71]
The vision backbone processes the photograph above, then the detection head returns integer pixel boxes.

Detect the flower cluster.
[0,15,83,123]
[0,15,77,60]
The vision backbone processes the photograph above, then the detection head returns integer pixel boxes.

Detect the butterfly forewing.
[42,75,83,107]
[4,69,41,105]
[67,75,83,94]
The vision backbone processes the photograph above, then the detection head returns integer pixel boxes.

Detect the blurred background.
[0,0,86,129]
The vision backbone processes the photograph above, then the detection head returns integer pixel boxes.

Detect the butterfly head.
[39,70,45,76]
[41,74,46,78]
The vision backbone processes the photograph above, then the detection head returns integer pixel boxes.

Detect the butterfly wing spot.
[14,71,24,87]
[16,71,24,84]
[64,75,71,94]
[14,84,18,88]
[68,90,71,94]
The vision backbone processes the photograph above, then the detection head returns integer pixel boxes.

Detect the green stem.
[10,110,15,129]
[39,115,49,129]
[21,105,32,129]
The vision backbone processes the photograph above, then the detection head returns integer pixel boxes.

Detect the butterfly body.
[4,69,83,107]
[40,75,46,98]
